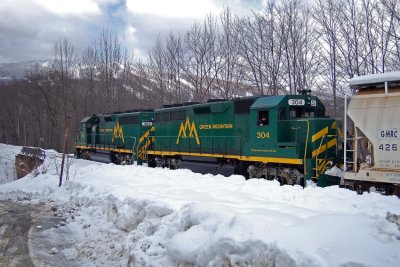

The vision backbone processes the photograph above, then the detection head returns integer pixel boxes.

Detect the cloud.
[126,0,220,19]
[33,0,101,16]
[0,0,105,63]
[119,12,196,59]
[0,0,264,63]
[120,0,264,59]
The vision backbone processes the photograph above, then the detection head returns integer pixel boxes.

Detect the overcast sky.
[0,0,265,63]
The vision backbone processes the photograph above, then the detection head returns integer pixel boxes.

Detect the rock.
[386,212,400,230]
[51,206,58,212]
[49,247,59,254]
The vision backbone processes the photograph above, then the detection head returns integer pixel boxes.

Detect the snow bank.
[0,143,21,184]
[0,143,399,266]
[325,166,343,178]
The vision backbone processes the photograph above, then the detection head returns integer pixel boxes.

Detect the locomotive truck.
[75,93,342,187]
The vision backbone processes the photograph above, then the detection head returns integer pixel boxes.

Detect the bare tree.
[278,0,319,94]
[131,59,153,109]
[261,2,286,95]
[164,32,187,103]
[236,15,266,95]
[78,45,99,114]
[51,37,75,118]
[96,28,126,112]
[314,0,342,116]
[378,0,400,70]
[216,7,245,99]
[184,15,220,102]
[378,1,395,71]
[335,0,366,78]
[148,36,167,107]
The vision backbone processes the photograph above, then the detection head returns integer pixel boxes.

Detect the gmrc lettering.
[378,128,398,139]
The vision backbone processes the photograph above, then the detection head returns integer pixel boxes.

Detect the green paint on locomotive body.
[112,112,155,160]
[76,114,115,149]
[150,95,342,181]
[152,100,244,155]
[75,94,342,182]
[75,112,154,164]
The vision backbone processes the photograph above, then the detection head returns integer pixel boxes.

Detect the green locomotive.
[75,111,154,164]
[75,94,342,186]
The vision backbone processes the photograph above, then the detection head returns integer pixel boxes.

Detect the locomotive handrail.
[314,133,338,178]
[297,119,310,175]
[315,135,327,178]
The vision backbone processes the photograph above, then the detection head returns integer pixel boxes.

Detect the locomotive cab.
[75,115,99,158]
[247,95,341,185]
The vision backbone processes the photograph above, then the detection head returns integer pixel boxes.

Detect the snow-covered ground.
[0,143,399,266]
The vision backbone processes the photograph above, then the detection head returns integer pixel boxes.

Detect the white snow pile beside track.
[0,143,400,266]
[0,143,21,184]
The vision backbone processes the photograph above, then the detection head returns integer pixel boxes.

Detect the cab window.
[279,108,286,120]
[289,108,300,118]
[258,111,269,126]
[289,107,324,118]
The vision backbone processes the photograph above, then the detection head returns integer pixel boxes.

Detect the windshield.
[289,107,325,118]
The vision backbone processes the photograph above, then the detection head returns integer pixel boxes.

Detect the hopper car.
[344,71,400,195]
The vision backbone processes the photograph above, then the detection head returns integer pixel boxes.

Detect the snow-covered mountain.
[0,60,50,80]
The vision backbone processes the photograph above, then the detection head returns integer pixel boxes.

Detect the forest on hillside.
[1,0,399,151]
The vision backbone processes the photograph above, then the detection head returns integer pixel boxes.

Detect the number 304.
[257,132,270,138]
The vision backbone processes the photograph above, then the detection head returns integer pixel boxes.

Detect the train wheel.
[234,162,249,179]
[356,184,364,195]
[277,177,287,185]
[148,157,157,168]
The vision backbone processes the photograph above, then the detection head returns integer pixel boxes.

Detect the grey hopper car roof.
[349,71,400,88]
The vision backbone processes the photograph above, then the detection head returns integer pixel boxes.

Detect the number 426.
[378,144,397,151]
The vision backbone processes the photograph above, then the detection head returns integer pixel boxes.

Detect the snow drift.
[0,143,399,266]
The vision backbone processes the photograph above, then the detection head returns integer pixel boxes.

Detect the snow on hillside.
[0,143,399,266]
[0,60,50,80]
